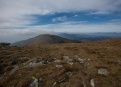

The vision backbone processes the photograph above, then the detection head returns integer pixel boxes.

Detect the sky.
[0,0,121,43]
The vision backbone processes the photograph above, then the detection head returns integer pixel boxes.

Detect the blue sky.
[0,0,121,42]
[30,11,121,25]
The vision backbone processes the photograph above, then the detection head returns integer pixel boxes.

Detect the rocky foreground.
[0,39,121,87]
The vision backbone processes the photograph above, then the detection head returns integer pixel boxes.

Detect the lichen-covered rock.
[26,62,43,68]
[90,79,95,87]
[67,62,73,65]
[63,56,73,62]
[9,65,19,75]
[54,59,61,63]
[29,77,39,87]
[78,58,84,64]
[98,68,108,76]
[56,64,63,68]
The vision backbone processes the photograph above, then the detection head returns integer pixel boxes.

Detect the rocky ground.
[0,39,121,87]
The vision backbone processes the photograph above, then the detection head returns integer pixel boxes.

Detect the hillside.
[0,43,10,48]
[11,34,78,46]
[58,33,121,42]
[0,39,121,87]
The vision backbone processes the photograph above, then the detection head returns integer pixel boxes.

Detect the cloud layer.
[1,21,121,43]
[0,0,121,29]
[0,0,121,42]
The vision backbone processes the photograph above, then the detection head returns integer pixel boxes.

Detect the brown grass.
[0,39,121,87]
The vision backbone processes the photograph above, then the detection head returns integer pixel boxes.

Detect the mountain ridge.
[11,34,79,46]
[57,32,121,42]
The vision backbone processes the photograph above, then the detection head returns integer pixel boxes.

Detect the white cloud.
[52,16,67,22]
[0,21,121,43]
[0,0,121,29]
[0,28,49,43]
[0,0,121,42]
[44,21,121,33]
[74,15,78,17]
[1,0,121,17]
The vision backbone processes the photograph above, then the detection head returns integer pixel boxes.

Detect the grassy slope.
[0,39,121,87]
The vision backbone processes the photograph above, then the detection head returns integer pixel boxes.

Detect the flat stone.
[29,77,38,87]
[83,81,86,87]
[90,79,95,87]
[67,62,73,65]
[54,59,61,63]
[26,62,43,68]
[87,59,91,61]
[56,65,63,68]
[53,82,57,87]
[78,58,84,63]
[58,77,67,84]
[23,59,34,66]
[98,68,108,76]
[63,56,73,62]
[9,66,19,75]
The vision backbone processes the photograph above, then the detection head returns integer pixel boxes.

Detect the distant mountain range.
[11,34,79,46]
[57,32,121,42]
[11,32,121,46]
